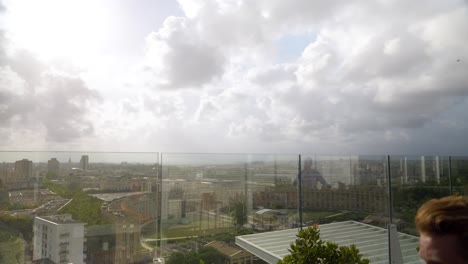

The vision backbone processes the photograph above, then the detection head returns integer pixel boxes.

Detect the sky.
[0,0,467,155]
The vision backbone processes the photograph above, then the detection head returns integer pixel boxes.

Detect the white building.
[33,214,86,264]
[80,155,89,171]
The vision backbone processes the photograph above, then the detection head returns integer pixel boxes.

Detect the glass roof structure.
[236,220,422,264]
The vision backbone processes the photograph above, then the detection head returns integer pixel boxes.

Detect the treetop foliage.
[278,225,369,264]
[166,246,228,264]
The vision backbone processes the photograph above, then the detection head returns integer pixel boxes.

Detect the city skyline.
[0,151,465,263]
[1,0,468,155]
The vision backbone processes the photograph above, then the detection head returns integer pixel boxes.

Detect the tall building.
[114,222,140,264]
[33,214,86,264]
[80,155,89,171]
[14,159,33,180]
[47,158,60,178]
[0,162,13,188]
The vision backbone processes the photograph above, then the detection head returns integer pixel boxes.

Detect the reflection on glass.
[159,153,298,261]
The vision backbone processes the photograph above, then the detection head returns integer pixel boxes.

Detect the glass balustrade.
[0,151,465,263]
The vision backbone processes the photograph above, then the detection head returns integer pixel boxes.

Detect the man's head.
[415,195,468,264]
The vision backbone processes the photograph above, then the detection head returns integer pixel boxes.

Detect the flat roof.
[236,220,421,264]
[36,214,86,225]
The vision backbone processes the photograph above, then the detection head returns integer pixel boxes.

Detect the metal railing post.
[386,155,394,263]
[449,156,453,195]
[298,154,303,230]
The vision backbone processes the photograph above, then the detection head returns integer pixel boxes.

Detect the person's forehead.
[420,233,459,246]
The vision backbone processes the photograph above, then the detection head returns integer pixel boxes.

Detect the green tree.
[278,225,369,264]
[59,194,108,225]
[0,190,10,210]
[231,201,248,230]
[44,179,108,225]
[166,247,228,264]
[0,231,24,264]
[198,246,229,264]
[0,214,33,240]
[166,252,186,264]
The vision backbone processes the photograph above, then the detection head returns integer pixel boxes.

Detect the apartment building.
[33,214,86,264]
[15,159,33,180]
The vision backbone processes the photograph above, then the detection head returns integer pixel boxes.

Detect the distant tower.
[14,159,33,180]
[80,155,89,171]
[47,158,60,178]
[420,156,426,183]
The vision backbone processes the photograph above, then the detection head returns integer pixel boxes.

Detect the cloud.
[142,0,347,90]
[0,32,7,66]
[2,0,468,154]
[143,16,225,89]
[144,93,185,119]
[248,64,297,87]
[38,73,101,142]
[0,66,35,125]
[8,49,45,86]
[283,3,465,135]
[161,0,468,153]
[194,99,219,122]
[0,0,102,146]
[0,34,101,146]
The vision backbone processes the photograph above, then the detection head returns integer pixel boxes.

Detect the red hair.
[415,195,468,259]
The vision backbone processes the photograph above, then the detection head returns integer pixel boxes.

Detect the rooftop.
[36,214,86,225]
[236,220,421,264]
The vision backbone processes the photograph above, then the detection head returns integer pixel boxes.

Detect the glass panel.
[0,151,159,264]
[450,156,468,195]
[159,153,298,262]
[0,151,459,263]
[300,155,388,224]
[300,155,390,263]
[390,155,451,235]
[390,155,450,263]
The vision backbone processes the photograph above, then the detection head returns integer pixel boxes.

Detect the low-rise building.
[205,240,258,264]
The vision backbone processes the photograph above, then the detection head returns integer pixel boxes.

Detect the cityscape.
[1,0,467,263]
[0,152,466,263]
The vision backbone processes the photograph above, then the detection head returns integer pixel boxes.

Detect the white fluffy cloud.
[143,16,225,89]
[144,0,468,153]
[1,0,468,154]
[0,35,100,148]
